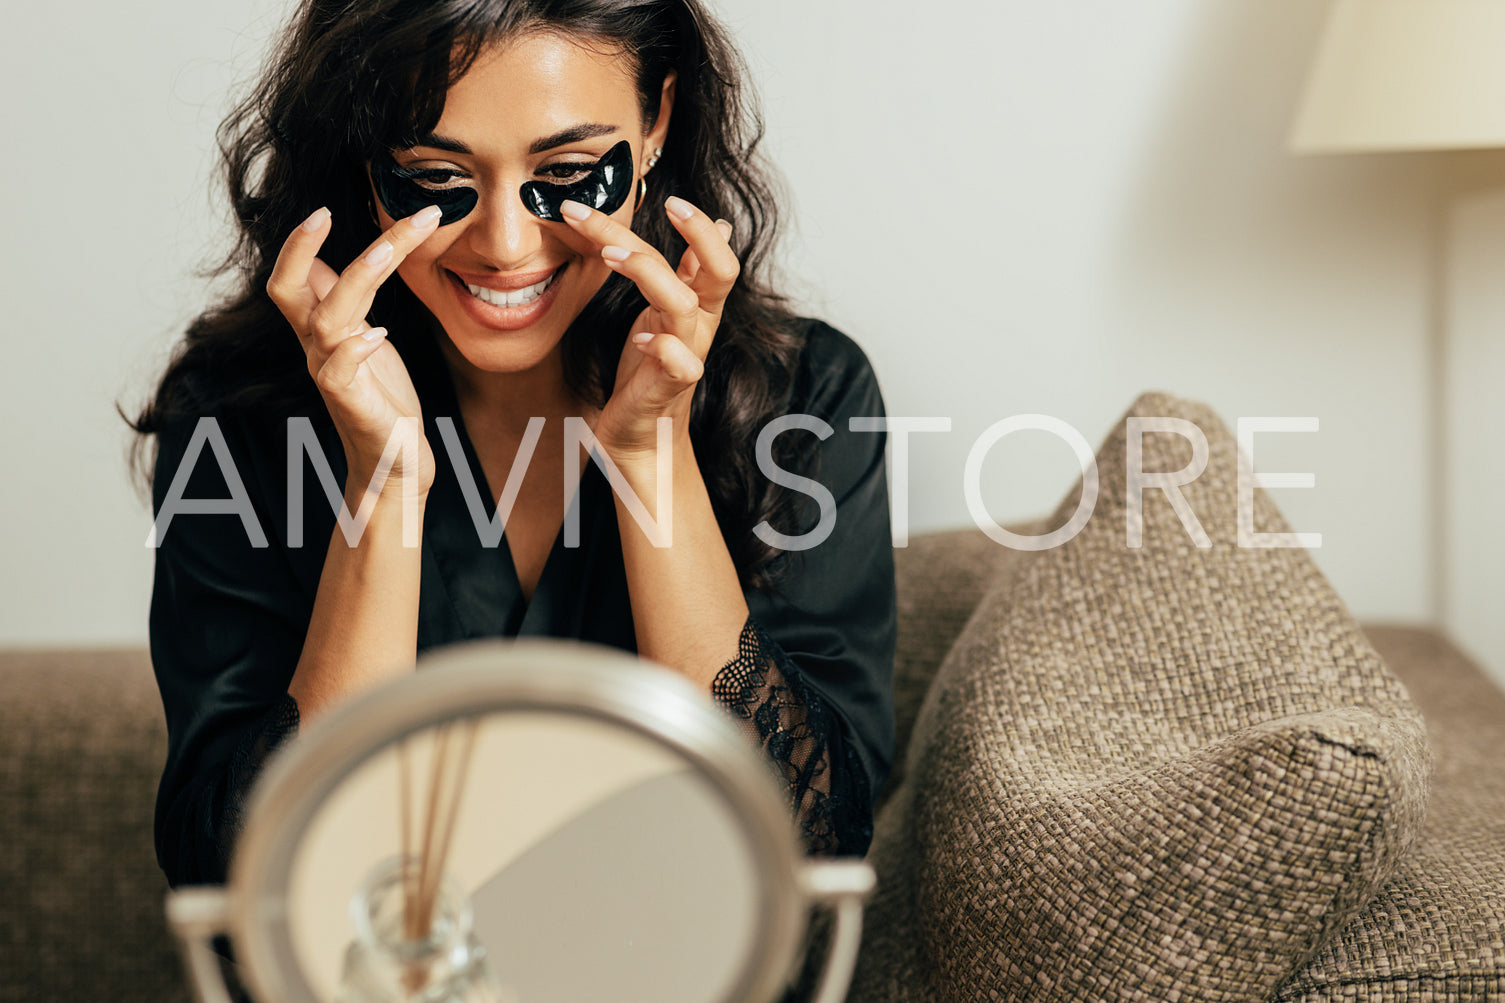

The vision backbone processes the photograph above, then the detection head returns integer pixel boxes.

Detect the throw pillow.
[849,390,1432,1003]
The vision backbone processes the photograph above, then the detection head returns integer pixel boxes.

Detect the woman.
[131,0,896,888]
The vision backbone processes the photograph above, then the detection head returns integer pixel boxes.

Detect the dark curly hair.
[125,0,818,592]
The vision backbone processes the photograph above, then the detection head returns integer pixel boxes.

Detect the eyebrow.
[412,122,620,156]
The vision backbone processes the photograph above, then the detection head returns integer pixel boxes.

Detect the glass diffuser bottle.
[337,854,511,1003]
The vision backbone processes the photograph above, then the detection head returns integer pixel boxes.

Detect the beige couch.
[4,393,1504,1001]
[4,590,1502,1001]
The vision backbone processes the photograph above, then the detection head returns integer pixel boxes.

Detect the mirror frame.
[165,638,876,1003]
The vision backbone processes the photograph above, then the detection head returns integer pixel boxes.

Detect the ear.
[643,69,677,163]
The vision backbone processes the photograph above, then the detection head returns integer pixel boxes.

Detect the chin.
[437,323,566,376]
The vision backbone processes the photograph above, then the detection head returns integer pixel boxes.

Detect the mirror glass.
[280,709,763,1003]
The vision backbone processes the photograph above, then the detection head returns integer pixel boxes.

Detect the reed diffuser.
[401,720,480,946]
[337,717,510,1003]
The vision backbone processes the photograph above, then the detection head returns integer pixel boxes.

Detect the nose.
[462,183,547,269]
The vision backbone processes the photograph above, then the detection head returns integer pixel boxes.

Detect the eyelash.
[393,162,594,190]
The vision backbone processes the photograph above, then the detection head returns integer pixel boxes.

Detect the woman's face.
[371,32,673,387]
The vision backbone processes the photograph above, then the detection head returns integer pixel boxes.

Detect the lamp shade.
[1291,0,1505,153]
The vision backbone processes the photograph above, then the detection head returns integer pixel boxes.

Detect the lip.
[446,264,566,331]
[448,265,562,292]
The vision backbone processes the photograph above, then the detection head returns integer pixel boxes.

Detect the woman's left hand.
[560,194,738,465]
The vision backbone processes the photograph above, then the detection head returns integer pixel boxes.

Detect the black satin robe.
[148,317,897,889]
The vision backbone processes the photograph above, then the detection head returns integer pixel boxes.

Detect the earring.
[634,147,662,211]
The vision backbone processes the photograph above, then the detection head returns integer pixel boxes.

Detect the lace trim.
[220,692,301,869]
[710,617,873,857]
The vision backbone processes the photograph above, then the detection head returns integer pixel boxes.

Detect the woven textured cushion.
[849,390,1433,1002]
[1274,626,1505,1001]
[880,522,1042,810]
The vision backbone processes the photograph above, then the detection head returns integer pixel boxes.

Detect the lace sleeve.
[710,616,875,857]
[217,693,301,871]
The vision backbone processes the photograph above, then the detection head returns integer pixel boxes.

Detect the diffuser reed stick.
[419,719,480,931]
[414,721,453,935]
[395,718,482,945]
[398,737,415,940]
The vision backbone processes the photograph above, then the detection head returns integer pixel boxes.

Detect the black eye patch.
[520,139,635,221]
[369,154,479,226]
[368,139,637,227]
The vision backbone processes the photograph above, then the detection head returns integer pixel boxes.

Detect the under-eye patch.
[369,153,479,226]
[368,139,637,226]
[520,139,635,221]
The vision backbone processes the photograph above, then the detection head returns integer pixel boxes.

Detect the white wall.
[721,0,1438,625]
[1444,187,1505,686]
[0,1,1460,664]
[1,0,296,645]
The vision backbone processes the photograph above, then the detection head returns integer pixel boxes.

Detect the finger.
[560,195,734,285]
[313,327,389,396]
[674,219,732,284]
[661,198,739,309]
[305,256,381,345]
[306,255,341,302]
[631,330,705,398]
[560,197,658,254]
[601,243,703,347]
[307,205,441,351]
[675,244,702,285]
[266,207,333,342]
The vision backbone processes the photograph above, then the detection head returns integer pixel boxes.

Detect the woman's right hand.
[266,205,443,499]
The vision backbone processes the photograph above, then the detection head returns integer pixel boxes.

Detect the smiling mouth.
[451,266,564,309]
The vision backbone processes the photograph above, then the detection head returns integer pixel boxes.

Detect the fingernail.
[601,245,632,263]
[362,326,389,342]
[301,207,330,232]
[665,196,694,221]
[632,331,655,345]
[560,200,592,221]
[364,241,393,267]
[714,218,732,241]
[412,205,442,227]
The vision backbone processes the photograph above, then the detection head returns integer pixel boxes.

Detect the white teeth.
[463,269,558,308]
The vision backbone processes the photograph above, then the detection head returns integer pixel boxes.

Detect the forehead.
[435,32,642,151]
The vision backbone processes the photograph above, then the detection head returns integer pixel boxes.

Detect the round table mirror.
[165,639,875,1003]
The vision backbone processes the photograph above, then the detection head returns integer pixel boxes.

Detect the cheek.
[392,258,427,300]
[395,229,461,286]
[551,224,602,260]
